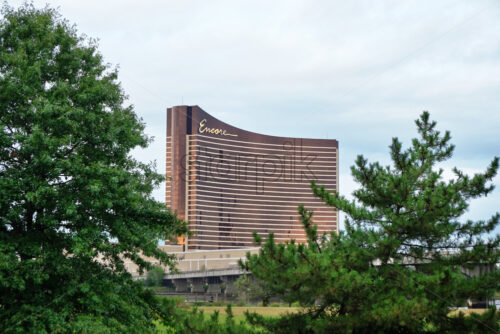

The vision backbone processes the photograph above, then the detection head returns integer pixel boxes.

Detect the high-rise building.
[166,106,338,250]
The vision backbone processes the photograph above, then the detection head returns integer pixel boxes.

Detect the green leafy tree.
[0,4,187,332]
[220,281,227,294]
[235,274,271,305]
[153,299,267,333]
[145,265,165,287]
[243,112,500,333]
[172,304,268,334]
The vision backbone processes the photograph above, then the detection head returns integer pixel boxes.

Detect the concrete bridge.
[164,268,246,295]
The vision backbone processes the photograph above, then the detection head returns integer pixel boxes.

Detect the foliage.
[220,281,227,294]
[243,112,500,333]
[190,301,229,307]
[163,304,269,334]
[144,265,165,287]
[235,274,272,305]
[0,3,188,332]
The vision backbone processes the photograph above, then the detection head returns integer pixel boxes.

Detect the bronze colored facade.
[166,106,338,250]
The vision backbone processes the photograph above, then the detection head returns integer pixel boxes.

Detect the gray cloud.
[9,0,500,232]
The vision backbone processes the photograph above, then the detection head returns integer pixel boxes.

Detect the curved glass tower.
[166,105,338,250]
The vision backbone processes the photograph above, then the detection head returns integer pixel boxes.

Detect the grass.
[155,305,498,332]
[180,306,301,324]
[154,306,297,331]
[449,308,499,316]
[197,306,300,317]
[195,305,499,324]
[187,305,300,325]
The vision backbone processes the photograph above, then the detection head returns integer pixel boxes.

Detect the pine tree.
[243,112,500,333]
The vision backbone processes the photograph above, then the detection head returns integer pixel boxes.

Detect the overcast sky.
[10,0,500,232]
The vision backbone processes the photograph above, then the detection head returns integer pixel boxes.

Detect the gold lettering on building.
[198,119,238,137]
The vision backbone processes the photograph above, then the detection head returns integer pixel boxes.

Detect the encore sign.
[198,119,238,137]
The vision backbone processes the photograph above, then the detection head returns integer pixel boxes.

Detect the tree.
[173,304,266,334]
[144,265,165,287]
[243,112,500,333]
[0,4,187,332]
[218,281,228,303]
[220,281,227,294]
[235,274,271,306]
